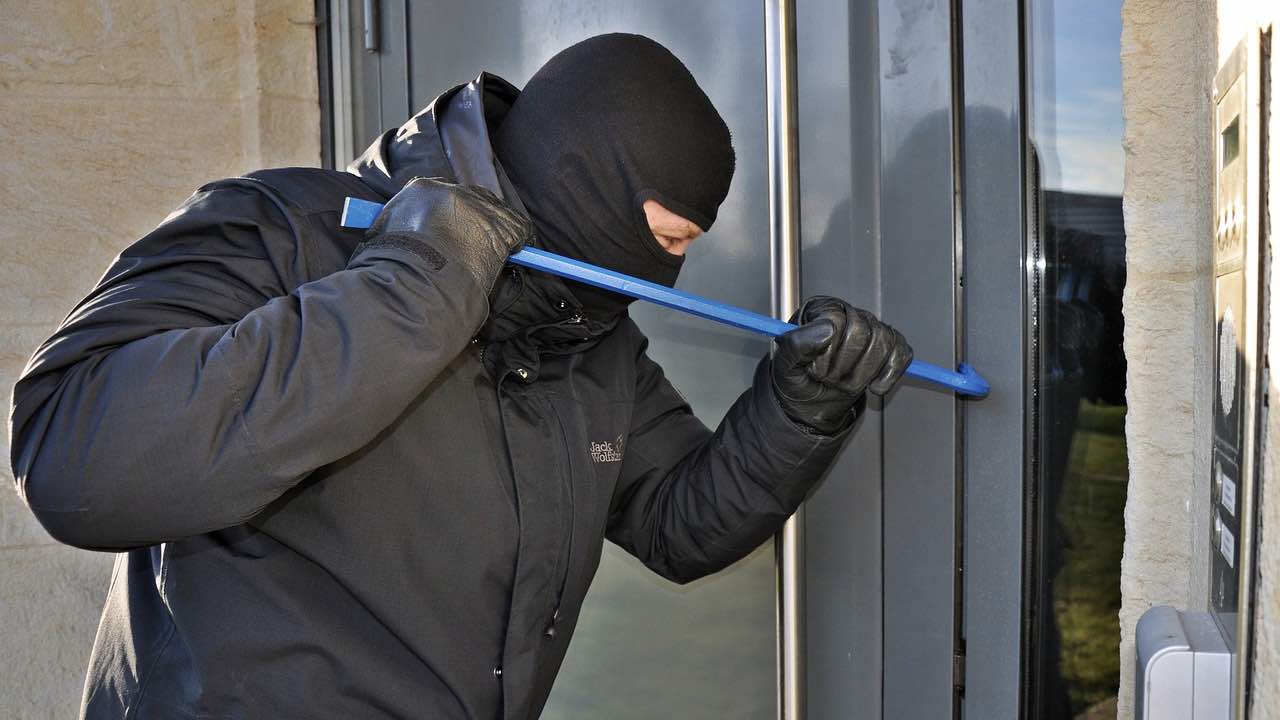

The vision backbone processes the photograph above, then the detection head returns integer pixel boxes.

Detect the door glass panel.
[347,3,777,717]
[1026,1,1130,717]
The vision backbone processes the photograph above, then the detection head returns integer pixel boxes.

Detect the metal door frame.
[956,1,1028,717]
[764,4,805,720]
[792,0,1029,717]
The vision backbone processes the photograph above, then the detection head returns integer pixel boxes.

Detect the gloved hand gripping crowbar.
[341,197,990,397]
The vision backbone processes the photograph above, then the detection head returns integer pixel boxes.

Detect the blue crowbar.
[341,197,989,397]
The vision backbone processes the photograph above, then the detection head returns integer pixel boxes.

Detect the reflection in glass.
[1028,0,1130,717]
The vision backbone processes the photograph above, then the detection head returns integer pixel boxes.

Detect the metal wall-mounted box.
[1209,33,1262,646]
[1207,27,1269,716]
[1136,607,1232,719]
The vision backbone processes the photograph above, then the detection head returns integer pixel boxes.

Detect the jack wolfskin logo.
[590,435,625,464]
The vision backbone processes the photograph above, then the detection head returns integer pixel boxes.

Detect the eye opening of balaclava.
[493,33,736,321]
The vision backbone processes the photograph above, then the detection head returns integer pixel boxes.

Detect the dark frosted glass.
[1027,0,1130,717]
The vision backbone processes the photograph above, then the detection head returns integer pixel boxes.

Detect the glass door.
[333,2,781,717]
[1025,0,1131,717]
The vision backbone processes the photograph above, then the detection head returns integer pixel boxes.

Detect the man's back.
[70,170,652,718]
[14,156,689,718]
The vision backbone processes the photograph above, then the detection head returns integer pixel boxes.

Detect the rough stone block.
[0,545,113,719]
[253,94,323,169]
[241,0,321,100]
[0,95,248,326]
[0,2,242,100]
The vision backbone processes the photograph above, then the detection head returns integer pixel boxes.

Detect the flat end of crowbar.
[340,197,383,230]
[954,363,991,398]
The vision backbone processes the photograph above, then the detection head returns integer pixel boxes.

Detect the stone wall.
[0,2,319,716]
[1116,2,1217,717]
[1119,1,1278,717]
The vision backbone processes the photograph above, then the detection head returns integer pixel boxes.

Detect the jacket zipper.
[484,305,588,633]
[547,399,577,628]
[493,365,573,634]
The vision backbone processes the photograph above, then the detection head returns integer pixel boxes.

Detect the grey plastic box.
[1136,606,1232,718]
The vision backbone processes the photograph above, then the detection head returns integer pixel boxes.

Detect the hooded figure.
[9,34,909,720]
[493,33,736,320]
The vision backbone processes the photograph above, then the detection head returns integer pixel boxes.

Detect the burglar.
[9,34,911,719]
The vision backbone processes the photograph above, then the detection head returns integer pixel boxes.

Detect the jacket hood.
[347,73,617,352]
[348,72,517,200]
[492,34,735,321]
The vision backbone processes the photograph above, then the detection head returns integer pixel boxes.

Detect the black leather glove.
[365,177,534,294]
[771,296,914,434]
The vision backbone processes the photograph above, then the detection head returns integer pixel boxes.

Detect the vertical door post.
[765,1,804,718]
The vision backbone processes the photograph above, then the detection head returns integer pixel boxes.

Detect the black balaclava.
[492,33,736,321]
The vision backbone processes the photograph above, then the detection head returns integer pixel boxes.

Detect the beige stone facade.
[1119,0,1278,717]
[0,1,320,716]
[1116,2,1217,717]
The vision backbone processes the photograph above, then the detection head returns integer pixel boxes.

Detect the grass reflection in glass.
[1053,399,1128,717]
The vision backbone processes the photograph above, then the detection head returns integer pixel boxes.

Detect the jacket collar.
[346,73,616,353]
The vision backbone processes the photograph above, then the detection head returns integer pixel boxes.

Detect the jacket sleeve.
[605,333,853,584]
[8,181,489,550]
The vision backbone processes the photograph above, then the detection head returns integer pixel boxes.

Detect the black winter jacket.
[9,73,851,719]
